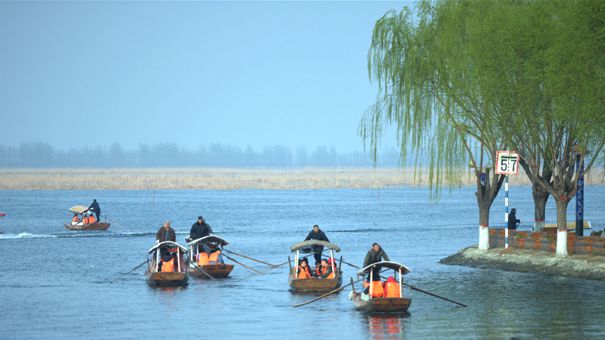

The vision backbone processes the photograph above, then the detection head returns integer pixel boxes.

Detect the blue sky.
[0,1,410,152]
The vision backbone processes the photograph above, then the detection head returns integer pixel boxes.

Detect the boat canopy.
[148,241,188,254]
[187,234,229,247]
[290,240,341,253]
[357,261,411,276]
[68,205,88,214]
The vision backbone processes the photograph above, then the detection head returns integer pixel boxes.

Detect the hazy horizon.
[0,1,409,153]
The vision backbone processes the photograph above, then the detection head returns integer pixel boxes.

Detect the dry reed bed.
[0,168,603,190]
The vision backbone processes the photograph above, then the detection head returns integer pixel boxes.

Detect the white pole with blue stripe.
[504,175,509,249]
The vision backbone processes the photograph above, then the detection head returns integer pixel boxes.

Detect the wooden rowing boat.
[146,241,188,287]
[187,234,235,279]
[64,222,111,231]
[288,240,343,293]
[350,261,412,314]
[64,204,110,231]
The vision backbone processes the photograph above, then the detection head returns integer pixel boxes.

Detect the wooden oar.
[223,249,278,267]
[191,263,217,281]
[403,283,467,307]
[292,277,366,308]
[223,253,264,274]
[373,273,467,307]
[110,259,148,283]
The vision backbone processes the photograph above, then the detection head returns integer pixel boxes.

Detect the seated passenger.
[88,213,96,224]
[317,259,335,279]
[72,213,80,224]
[296,259,312,279]
[383,276,401,298]
[159,252,176,272]
[207,249,223,264]
[370,280,384,298]
[363,277,385,298]
[197,252,209,266]
[82,214,90,225]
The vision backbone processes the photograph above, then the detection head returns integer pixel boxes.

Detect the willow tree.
[361,0,514,250]
[498,0,605,255]
[363,0,605,255]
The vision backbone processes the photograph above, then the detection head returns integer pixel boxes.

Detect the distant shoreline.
[0,167,603,190]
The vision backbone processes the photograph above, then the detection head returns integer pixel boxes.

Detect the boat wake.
[0,231,158,240]
[0,232,57,239]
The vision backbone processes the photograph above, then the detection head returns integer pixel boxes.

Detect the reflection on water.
[366,315,407,340]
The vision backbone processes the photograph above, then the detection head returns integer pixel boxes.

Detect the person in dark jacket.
[508,208,520,230]
[363,243,390,281]
[156,221,176,243]
[304,224,330,266]
[188,216,213,241]
[87,199,101,222]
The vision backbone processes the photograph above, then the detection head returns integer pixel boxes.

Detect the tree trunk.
[476,174,493,251]
[532,184,549,232]
[555,198,569,256]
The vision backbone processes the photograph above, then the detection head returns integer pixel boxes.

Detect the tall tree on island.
[361,1,510,250]
[361,0,604,254]
[498,0,605,255]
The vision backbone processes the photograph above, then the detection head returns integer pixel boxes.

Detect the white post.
[478,225,489,250]
[177,247,181,272]
[556,230,568,256]
[294,250,299,279]
[504,175,509,249]
[369,268,373,298]
[330,250,335,276]
[156,248,160,272]
[398,268,402,298]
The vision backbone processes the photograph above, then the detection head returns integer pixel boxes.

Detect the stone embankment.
[441,246,605,281]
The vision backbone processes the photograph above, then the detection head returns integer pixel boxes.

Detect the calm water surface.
[0,186,604,339]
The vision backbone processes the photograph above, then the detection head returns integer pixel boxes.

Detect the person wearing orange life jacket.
[383,276,401,298]
[87,212,96,224]
[295,258,312,279]
[317,259,335,279]
[72,213,81,224]
[159,251,177,272]
[82,214,90,225]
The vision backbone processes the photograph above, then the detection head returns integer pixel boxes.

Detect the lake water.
[0,186,604,339]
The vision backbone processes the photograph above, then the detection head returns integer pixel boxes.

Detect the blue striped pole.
[504,175,509,249]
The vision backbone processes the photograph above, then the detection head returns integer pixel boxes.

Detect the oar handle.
[224,249,278,267]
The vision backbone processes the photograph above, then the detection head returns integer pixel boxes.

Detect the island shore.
[441,246,605,281]
[0,167,603,190]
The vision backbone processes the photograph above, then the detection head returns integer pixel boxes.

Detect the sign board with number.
[495,151,520,175]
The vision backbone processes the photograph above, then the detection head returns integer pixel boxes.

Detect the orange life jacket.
[384,281,401,298]
[83,216,90,224]
[370,280,384,298]
[208,250,221,264]
[72,216,80,223]
[197,252,209,266]
[296,266,311,279]
[88,216,96,224]
[318,266,335,279]
[161,258,175,272]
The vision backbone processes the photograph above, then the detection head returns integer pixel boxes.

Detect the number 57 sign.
[495,151,520,175]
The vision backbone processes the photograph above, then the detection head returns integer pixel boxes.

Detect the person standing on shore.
[156,221,176,243]
[304,224,330,266]
[508,208,520,230]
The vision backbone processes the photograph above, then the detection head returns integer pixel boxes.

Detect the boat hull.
[146,271,188,287]
[64,222,110,231]
[189,263,234,279]
[289,273,342,292]
[350,291,411,313]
